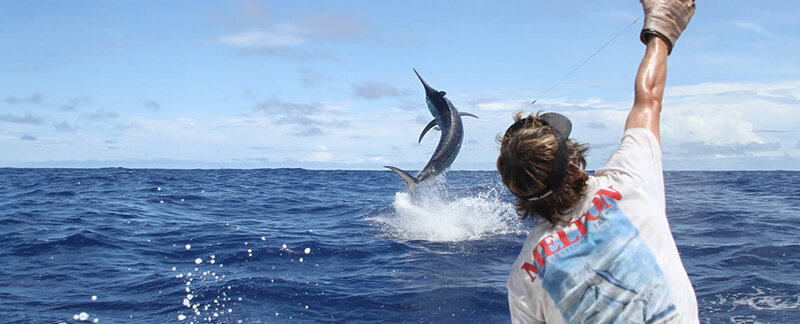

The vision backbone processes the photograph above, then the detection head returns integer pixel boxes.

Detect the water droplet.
[304,248,311,254]
[178,314,186,321]
[91,295,97,301]
[194,258,202,264]
[185,244,191,250]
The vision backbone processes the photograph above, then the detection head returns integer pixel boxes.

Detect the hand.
[640,0,696,54]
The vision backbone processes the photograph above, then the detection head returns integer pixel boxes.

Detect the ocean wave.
[2,169,799,322]
[11,232,122,256]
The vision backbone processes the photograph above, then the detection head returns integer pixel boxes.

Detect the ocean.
[0,168,798,323]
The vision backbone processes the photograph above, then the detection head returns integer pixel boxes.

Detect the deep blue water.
[0,169,798,323]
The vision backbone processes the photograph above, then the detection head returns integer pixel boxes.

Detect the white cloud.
[141,99,161,111]
[218,25,306,47]
[658,80,799,162]
[452,79,800,169]
[663,109,763,146]
[0,113,45,125]
[81,110,119,121]
[663,81,799,145]
[54,121,78,132]
[470,99,527,112]
[667,80,800,99]
[352,82,409,100]
[5,92,44,105]
[731,21,777,39]
[306,151,333,162]
[296,13,368,40]
[217,4,369,50]
[537,97,620,110]
[5,77,797,170]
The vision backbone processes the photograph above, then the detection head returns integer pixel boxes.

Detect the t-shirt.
[507,128,698,323]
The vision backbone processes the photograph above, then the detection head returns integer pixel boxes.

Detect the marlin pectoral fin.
[460,112,479,119]
[418,119,438,143]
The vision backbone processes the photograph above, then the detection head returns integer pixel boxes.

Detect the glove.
[640,0,696,54]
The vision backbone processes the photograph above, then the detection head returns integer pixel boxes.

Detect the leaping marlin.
[385,69,478,195]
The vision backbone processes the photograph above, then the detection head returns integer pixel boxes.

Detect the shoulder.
[595,127,663,186]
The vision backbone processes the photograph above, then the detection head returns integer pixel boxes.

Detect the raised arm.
[626,36,669,143]
[627,0,696,144]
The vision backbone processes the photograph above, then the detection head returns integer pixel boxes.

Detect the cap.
[504,112,572,202]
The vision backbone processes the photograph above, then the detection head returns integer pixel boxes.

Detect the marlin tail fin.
[384,166,420,196]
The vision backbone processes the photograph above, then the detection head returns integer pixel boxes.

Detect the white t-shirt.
[507,128,698,323]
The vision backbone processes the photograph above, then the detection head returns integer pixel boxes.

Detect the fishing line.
[473,16,642,124]
[530,16,641,105]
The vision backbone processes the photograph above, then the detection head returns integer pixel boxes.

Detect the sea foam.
[370,180,525,242]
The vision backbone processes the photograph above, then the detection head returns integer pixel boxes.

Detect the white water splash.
[711,286,800,312]
[172,251,241,323]
[369,182,525,242]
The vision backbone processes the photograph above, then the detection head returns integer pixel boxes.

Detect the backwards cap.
[503,112,572,201]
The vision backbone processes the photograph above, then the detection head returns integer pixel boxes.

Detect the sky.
[1,0,798,170]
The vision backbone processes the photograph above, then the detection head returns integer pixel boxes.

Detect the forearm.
[626,36,669,143]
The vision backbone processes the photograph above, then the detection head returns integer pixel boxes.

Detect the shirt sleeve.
[595,128,665,207]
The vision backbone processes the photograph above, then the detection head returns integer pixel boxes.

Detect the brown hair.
[496,112,590,224]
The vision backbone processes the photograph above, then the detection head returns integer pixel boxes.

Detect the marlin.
[385,69,478,195]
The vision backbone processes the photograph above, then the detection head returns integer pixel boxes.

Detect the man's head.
[496,112,590,224]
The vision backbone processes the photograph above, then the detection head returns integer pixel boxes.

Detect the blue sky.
[1,0,798,170]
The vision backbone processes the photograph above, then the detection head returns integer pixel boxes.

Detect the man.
[497,0,697,322]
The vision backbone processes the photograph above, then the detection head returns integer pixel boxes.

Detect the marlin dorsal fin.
[460,112,479,119]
